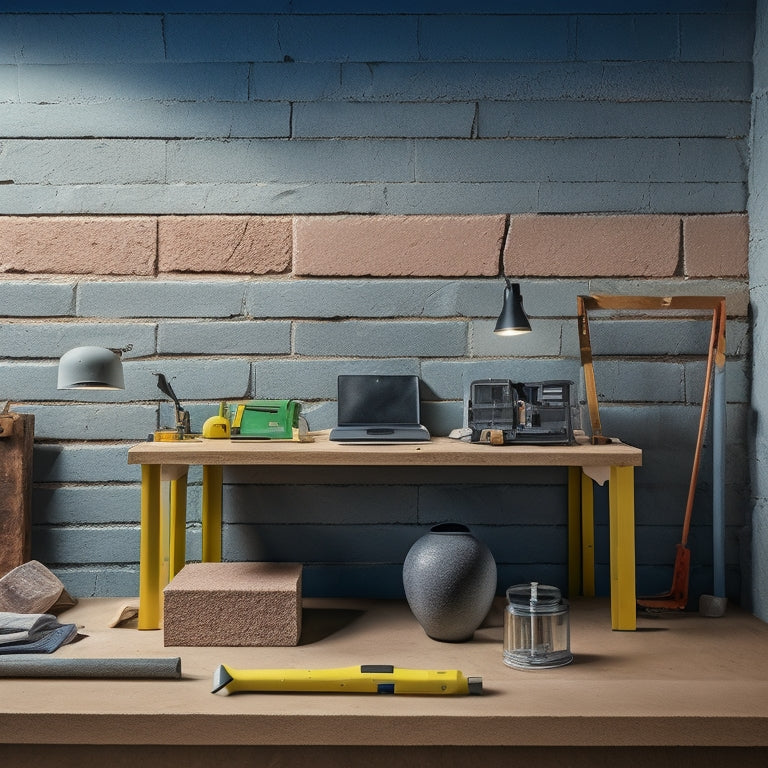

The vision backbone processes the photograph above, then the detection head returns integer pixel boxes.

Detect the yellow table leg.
[202,465,223,562]
[169,473,188,579]
[581,473,595,597]
[138,464,161,630]
[567,467,582,596]
[608,465,637,630]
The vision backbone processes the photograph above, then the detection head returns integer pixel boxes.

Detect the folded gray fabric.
[0,612,78,654]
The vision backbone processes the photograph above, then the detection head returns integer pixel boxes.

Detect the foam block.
[163,562,302,647]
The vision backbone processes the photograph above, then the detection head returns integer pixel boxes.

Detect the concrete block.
[20,63,249,102]
[227,485,417,525]
[32,444,139,484]
[587,278,749,316]
[164,14,281,62]
[591,359,685,403]
[251,358,418,400]
[20,404,157,441]
[421,359,582,401]
[167,138,413,183]
[0,65,17,99]
[0,321,155,358]
[8,14,164,64]
[224,523,418,563]
[1,102,290,140]
[293,215,505,277]
[647,181,748,214]
[419,14,568,61]
[33,527,138,565]
[470,319,564,357]
[76,280,245,318]
[505,214,680,277]
[293,102,474,138]
[0,216,156,275]
[576,15,677,61]
[1,361,70,401]
[158,215,292,274]
[538,182,651,214]
[478,101,751,140]
[1,140,166,185]
[294,320,467,357]
[33,485,140,525]
[382,181,540,215]
[158,320,290,355]
[247,278,455,318]
[53,568,138,600]
[249,62,346,101]
[0,282,75,317]
[424,137,744,185]
[454,279,586,318]
[163,562,302,647]
[578,319,714,358]
[684,214,749,277]
[681,13,755,62]
[279,14,417,62]
[123,359,251,400]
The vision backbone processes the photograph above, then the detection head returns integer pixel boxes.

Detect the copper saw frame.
[576,294,726,445]
[576,294,727,610]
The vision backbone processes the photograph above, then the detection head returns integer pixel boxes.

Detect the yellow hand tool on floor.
[211,664,482,695]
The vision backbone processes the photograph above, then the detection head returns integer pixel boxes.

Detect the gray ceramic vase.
[402,522,497,642]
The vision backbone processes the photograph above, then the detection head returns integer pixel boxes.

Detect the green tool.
[229,399,301,440]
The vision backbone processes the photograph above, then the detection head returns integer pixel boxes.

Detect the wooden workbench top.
[127,432,642,469]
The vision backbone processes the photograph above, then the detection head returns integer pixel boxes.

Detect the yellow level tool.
[212,664,482,696]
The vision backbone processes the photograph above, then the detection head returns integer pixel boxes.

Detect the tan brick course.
[293,215,506,277]
[158,215,292,274]
[0,216,156,275]
[504,214,681,277]
[683,214,749,277]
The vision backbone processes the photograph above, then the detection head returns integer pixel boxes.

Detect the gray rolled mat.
[0,656,182,679]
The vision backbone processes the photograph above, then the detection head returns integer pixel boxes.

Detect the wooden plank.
[127,432,642,469]
[0,412,34,576]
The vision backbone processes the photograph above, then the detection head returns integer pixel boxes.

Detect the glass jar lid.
[506,582,563,611]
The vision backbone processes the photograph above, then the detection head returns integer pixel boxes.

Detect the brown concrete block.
[504,214,680,277]
[683,214,748,277]
[158,215,292,274]
[0,216,156,275]
[293,215,506,276]
[163,562,302,647]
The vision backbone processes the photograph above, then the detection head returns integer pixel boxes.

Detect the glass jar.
[503,582,573,669]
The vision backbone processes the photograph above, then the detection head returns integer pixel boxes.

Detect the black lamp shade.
[494,281,532,336]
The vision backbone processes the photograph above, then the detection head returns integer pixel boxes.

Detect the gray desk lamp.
[493,279,531,336]
[57,346,127,390]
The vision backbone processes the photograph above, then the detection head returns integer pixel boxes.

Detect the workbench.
[127,432,642,631]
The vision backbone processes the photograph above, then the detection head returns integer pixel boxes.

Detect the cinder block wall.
[0,3,755,605]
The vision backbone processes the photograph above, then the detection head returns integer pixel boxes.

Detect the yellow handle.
[215,664,479,695]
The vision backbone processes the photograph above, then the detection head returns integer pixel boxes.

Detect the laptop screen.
[336,375,421,426]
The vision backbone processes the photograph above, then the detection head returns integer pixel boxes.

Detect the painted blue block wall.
[0,2,757,607]
[0,3,755,214]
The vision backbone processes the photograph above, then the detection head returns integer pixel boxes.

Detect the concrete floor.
[3,596,768,767]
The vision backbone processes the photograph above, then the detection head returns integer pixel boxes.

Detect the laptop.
[329,374,431,443]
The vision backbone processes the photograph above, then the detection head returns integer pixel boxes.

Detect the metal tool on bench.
[467,379,576,446]
[211,664,482,695]
[229,399,304,440]
[154,373,191,437]
[0,656,182,679]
